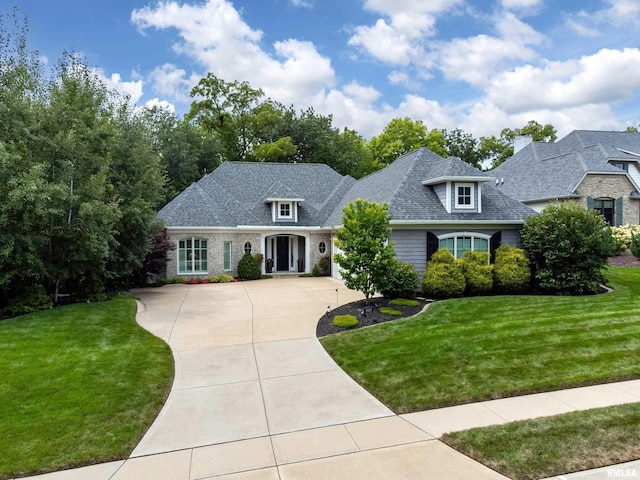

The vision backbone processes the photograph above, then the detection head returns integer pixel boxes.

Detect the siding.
[391,227,524,280]
[390,230,428,279]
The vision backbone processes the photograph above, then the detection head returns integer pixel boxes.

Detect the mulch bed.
[608,250,640,267]
[316,297,430,337]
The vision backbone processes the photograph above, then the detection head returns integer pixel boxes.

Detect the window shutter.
[490,232,502,263]
[586,196,594,210]
[616,197,623,226]
[426,231,438,261]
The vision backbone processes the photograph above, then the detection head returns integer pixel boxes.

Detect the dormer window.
[455,183,474,209]
[279,202,292,219]
[266,197,303,222]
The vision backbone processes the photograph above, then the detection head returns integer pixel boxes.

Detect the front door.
[277,236,289,271]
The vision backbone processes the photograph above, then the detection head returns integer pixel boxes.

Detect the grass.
[321,267,640,413]
[0,296,174,479]
[441,402,640,480]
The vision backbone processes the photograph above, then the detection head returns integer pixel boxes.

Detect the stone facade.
[166,231,264,279]
[308,232,333,274]
[576,174,640,225]
[165,230,333,279]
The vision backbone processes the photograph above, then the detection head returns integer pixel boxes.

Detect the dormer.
[265,197,304,222]
[422,176,493,214]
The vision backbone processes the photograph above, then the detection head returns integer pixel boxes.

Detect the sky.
[8,0,640,139]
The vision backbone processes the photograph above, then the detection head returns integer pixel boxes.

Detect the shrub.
[381,259,419,298]
[317,256,331,276]
[237,251,262,280]
[311,264,321,277]
[611,224,640,251]
[493,245,531,294]
[631,233,640,259]
[521,202,611,294]
[206,274,234,283]
[333,315,358,328]
[390,298,420,307]
[422,249,466,299]
[4,285,52,316]
[461,251,493,296]
[379,306,402,316]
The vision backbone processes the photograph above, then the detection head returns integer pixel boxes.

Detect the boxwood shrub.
[493,245,531,294]
[422,249,466,299]
[461,251,493,296]
[381,259,419,298]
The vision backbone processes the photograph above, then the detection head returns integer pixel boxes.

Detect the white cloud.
[96,70,144,106]
[487,48,640,113]
[131,0,335,109]
[499,0,542,11]
[601,0,640,27]
[144,98,176,113]
[565,17,601,37]
[348,0,461,66]
[290,0,312,8]
[348,19,418,66]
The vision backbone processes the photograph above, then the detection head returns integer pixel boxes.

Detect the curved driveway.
[21,277,640,480]
[121,276,504,480]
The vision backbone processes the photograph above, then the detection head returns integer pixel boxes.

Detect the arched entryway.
[264,234,307,273]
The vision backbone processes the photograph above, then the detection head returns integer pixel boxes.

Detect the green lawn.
[321,267,640,413]
[0,296,174,479]
[441,402,640,480]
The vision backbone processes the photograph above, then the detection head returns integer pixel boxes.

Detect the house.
[158,148,536,279]
[493,130,640,225]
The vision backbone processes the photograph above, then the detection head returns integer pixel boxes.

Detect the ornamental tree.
[333,199,396,300]
[520,202,614,295]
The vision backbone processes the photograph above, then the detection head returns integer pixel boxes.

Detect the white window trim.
[437,232,491,260]
[278,201,293,220]
[223,241,232,271]
[178,237,208,275]
[455,183,475,209]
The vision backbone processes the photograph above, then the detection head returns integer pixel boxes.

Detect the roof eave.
[422,176,492,186]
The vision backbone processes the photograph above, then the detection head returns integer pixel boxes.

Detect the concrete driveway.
[123,277,504,479]
[21,277,506,480]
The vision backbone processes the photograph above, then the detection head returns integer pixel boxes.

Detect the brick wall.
[577,174,640,225]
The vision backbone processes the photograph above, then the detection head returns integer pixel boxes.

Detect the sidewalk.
[18,278,640,480]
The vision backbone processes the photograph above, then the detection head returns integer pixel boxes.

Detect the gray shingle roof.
[324,148,535,226]
[493,130,640,202]
[158,162,355,227]
[160,150,536,228]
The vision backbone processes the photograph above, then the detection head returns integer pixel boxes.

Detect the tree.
[0,10,168,305]
[187,73,283,162]
[443,128,482,169]
[368,117,447,171]
[141,106,221,201]
[333,199,396,299]
[484,120,557,169]
[520,202,613,295]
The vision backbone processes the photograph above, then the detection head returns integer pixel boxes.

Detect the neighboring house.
[493,130,640,226]
[158,148,535,279]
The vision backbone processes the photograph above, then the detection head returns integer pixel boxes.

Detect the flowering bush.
[611,224,640,251]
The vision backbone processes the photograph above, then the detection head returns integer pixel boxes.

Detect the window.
[611,162,629,171]
[223,241,232,271]
[438,234,489,259]
[178,237,208,274]
[279,202,292,219]
[244,242,252,253]
[319,241,326,254]
[455,183,474,209]
[593,198,615,225]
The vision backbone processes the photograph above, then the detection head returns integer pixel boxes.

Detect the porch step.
[270,272,304,278]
